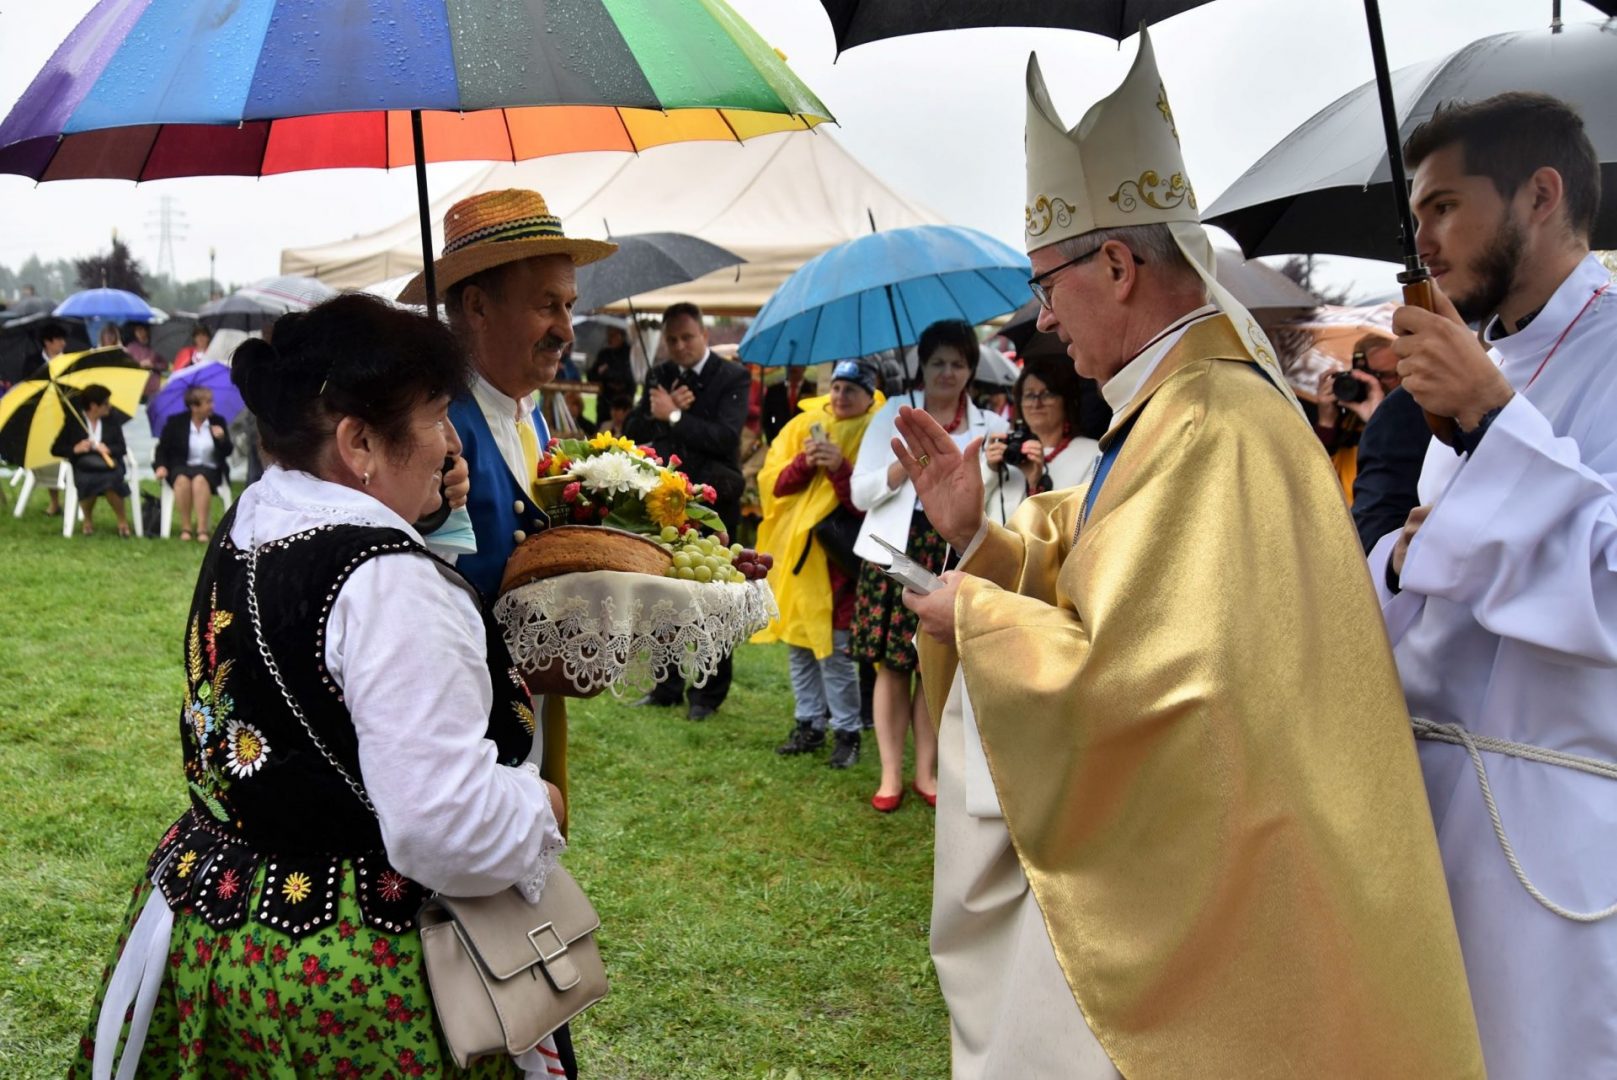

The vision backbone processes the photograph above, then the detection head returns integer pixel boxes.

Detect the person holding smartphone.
[754,360,881,769]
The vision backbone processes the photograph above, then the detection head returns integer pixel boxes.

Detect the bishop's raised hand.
[892,405,984,552]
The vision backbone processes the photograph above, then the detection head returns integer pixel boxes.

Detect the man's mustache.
[534,335,569,354]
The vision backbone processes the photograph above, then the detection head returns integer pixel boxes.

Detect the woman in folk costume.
[898,32,1483,1079]
[754,360,883,769]
[71,295,569,1079]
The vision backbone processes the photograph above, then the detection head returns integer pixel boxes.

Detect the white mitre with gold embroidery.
[1024,30,1296,407]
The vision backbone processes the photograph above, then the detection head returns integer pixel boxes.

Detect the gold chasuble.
[919,316,1483,1078]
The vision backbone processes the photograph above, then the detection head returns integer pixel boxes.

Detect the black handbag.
[800,503,863,575]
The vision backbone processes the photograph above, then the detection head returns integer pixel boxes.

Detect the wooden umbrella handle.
[1401,276,1460,447]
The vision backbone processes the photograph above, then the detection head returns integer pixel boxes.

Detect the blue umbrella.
[55,288,156,323]
[146,361,243,436]
[738,225,1031,367]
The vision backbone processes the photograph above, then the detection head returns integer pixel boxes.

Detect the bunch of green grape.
[656,526,772,583]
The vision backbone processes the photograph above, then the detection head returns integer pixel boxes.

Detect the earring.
[362,471,370,487]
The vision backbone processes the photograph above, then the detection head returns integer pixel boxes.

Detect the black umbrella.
[575,232,745,313]
[818,0,1217,51]
[1206,20,1617,260]
[198,293,281,333]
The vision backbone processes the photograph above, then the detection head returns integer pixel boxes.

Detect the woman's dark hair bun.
[228,293,470,473]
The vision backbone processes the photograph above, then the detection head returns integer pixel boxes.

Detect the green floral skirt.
[848,509,951,674]
[70,868,519,1080]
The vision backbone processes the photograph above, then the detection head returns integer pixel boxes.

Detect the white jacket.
[851,395,1008,565]
[984,435,1101,525]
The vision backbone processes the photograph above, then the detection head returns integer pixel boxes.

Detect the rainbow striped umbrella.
[0,0,833,312]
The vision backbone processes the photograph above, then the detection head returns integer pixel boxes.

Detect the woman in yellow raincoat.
[753,360,881,769]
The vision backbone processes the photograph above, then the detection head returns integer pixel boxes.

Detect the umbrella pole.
[411,110,438,321]
[626,297,652,388]
[1360,0,1457,444]
[49,377,113,468]
[883,282,915,407]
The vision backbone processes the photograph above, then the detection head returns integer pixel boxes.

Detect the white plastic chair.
[159,473,233,538]
[7,465,31,517]
[61,455,146,538]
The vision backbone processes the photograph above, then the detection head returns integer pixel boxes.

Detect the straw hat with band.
[399,189,617,305]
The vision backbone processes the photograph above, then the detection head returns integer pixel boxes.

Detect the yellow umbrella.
[0,347,148,469]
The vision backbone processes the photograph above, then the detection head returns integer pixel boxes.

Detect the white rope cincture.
[1412,717,1617,923]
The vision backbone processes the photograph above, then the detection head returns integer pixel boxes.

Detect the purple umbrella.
[146,361,243,436]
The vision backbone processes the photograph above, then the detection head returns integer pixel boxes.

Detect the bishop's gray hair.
[1058,224,1202,292]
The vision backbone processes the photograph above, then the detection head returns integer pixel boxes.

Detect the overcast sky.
[0,0,1606,300]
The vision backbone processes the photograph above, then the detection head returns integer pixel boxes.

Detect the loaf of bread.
[499,525,674,594]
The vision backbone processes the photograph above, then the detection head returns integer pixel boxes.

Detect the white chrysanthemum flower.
[573,451,658,498]
[224,719,271,777]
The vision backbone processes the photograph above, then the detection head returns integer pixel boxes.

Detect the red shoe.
[911,782,937,808]
[870,790,903,813]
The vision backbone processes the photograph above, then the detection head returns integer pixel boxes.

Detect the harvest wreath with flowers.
[521,432,774,585]
[495,432,778,696]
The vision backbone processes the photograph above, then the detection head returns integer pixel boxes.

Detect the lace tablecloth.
[494,570,778,695]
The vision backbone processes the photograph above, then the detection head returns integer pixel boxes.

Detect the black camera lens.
[1332,370,1368,404]
[1002,424,1033,466]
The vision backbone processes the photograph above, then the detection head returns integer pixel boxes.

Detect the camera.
[1001,423,1035,467]
[1332,370,1368,405]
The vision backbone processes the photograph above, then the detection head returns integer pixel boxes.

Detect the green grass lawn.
[0,497,946,1078]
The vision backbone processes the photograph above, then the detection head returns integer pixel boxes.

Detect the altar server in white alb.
[1373,91,1617,1079]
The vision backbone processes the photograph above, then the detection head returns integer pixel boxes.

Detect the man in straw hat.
[402,188,615,601]
[892,31,1483,1078]
[402,189,615,1080]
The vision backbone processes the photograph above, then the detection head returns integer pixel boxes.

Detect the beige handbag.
[245,543,608,1069]
[418,869,608,1068]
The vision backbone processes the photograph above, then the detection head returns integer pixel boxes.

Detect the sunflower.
[645,471,690,529]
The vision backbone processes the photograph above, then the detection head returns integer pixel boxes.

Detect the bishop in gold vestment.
[897,32,1484,1079]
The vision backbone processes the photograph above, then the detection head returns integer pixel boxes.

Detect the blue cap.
[831,359,876,395]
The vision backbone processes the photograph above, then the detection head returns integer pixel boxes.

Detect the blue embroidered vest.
[445,394,553,604]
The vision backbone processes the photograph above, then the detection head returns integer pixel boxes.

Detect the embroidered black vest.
[148,511,535,940]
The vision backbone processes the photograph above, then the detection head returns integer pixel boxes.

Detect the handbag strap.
[245,542,377,817]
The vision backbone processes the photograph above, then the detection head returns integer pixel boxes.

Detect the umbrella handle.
[1400,274,1459,447]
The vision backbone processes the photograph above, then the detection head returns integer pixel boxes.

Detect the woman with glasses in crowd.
[982,353,1108,523]
[849,320,1009,813]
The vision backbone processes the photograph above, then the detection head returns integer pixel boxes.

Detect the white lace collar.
[229,466,425,550]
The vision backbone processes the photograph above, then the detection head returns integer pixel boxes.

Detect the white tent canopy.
[280,132,945,315]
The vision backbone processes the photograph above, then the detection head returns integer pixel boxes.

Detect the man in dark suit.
[1351,386,1430,554]
[624,302,750,719]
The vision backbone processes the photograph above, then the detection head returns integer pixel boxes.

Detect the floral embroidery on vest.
[183,585,259,822]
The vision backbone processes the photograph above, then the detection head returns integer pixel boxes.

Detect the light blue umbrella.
[738,225,1032,367]
[54,288,155,323]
